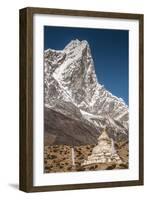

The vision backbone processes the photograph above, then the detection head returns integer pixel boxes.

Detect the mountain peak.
[44,39,128,145]
[64,39,88,50]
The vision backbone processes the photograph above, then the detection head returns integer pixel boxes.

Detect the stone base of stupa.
[81,152,122,166]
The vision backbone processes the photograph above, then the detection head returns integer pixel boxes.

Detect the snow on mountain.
[44,39,129,145]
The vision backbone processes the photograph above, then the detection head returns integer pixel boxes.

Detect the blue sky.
[44,26,128,105]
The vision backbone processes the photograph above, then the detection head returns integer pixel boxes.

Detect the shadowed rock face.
[44,107,99,146]
[44,39,129,146]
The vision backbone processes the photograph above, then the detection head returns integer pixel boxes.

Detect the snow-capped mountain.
[44,39,128,145]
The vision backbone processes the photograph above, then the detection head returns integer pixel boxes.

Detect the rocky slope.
[44,39,129,145]
[44,143,128,173]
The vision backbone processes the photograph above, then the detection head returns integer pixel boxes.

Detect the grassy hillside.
[44,142,128,173]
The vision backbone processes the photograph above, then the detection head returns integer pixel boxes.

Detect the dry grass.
[44,141,128,173]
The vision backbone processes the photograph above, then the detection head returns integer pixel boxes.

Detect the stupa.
[82,128,122,166]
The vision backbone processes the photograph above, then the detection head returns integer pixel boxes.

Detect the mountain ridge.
[44,39,129,145]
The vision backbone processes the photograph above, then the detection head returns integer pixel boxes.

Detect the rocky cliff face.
[44,39,129,145]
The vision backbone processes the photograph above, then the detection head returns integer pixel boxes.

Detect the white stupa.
[82,128,122,166]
